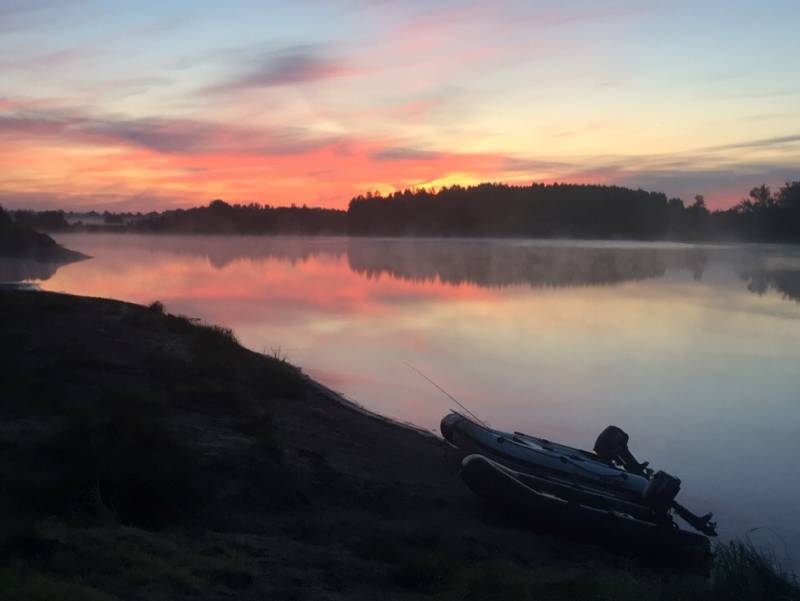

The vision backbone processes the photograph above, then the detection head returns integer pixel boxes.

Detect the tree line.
[348,181,800,241]
[132,200,347,235]
[9,181,800,241]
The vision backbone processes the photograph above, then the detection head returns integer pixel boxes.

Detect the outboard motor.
[642,471,681,512]
[594,426,718,536]
[593,426,650,476]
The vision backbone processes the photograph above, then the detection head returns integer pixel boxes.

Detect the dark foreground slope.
[1,291,797,600]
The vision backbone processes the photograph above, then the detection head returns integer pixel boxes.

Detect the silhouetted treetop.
[348,182,700,239]
[131,200,347,235]
[346,181,799,241]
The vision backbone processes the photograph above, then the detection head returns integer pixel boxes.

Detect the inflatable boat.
[441,412,649,497]
[461,454,711,564]
[442,412,717,537]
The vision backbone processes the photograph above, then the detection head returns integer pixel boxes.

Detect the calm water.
[17,234,800,562]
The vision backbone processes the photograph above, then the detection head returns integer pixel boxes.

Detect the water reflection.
[14,234,799,302]
[738,268,800,302]
[347,239,711,288]
[0,258,63,283]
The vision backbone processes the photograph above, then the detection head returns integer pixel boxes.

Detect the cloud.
[0,0,85,34]
[371,147,442,161]
[703,88,800,100]
[206,46,352,93]
[0,190,185,212]
[0,107,343,156]
[500,157,573,173]
[1,102,798,212]
[701,134,800,153]
[0,0,60,18]
[0,46,92,71]
[586,161,800,208]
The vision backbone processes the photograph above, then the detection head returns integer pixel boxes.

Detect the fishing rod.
[402,361,488,427]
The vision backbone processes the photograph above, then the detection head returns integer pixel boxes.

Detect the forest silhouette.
[12,181,800,242]
[347,181,800,241]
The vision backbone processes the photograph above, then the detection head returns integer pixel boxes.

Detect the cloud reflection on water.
[23,234,800,304]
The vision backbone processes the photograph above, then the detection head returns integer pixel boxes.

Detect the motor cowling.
[642,471,681,512]
[593,425,650,476]
[594,425,629,461]
[440,413,461,444]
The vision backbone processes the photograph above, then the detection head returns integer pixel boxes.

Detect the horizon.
[1,181,745,215]
[1,1,799,212]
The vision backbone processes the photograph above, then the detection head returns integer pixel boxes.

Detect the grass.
[712,541,800,600]
[0,293,309,534]
[349,527,669,599]
[0,389,198,532]
[349,530,800,601]
[393,550,458,592]
[385,549,668,600]
[0,524,263,601]
[0,566,121,601]
[147,300,305,401]
[43,392,199,529]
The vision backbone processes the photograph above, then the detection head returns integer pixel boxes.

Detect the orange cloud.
[0,105,560,209]
[1,99,797,211]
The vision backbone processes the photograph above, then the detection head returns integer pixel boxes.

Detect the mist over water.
[21,233,800,566]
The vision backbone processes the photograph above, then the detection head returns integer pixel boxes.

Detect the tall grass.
[712,540,799,600]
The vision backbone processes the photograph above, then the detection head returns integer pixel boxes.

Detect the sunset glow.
[2,0,798,211]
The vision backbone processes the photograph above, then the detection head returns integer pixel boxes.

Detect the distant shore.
[11,179,800,243]
[0,206,88,264]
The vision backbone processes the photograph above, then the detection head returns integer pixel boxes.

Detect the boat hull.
[441,412,649,497]
[461,454,710,567]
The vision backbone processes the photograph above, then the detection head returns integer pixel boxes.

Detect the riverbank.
[0,207,87,264]
[1,290,797,600]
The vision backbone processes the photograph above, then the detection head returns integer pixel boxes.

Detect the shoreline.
[1,289,796,599]
[49,227,800,248]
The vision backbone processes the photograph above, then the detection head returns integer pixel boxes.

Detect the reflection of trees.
[69,235,348,269]
[738,269,800,302]
[346,240,709,289]
[81,236,714,288]
[0,259,62,282]
[37,234,800,302]
[196,238,345,269]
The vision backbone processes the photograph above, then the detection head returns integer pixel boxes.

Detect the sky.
[1,0,798,211]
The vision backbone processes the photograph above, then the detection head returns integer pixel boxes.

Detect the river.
[13,233,800,565]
